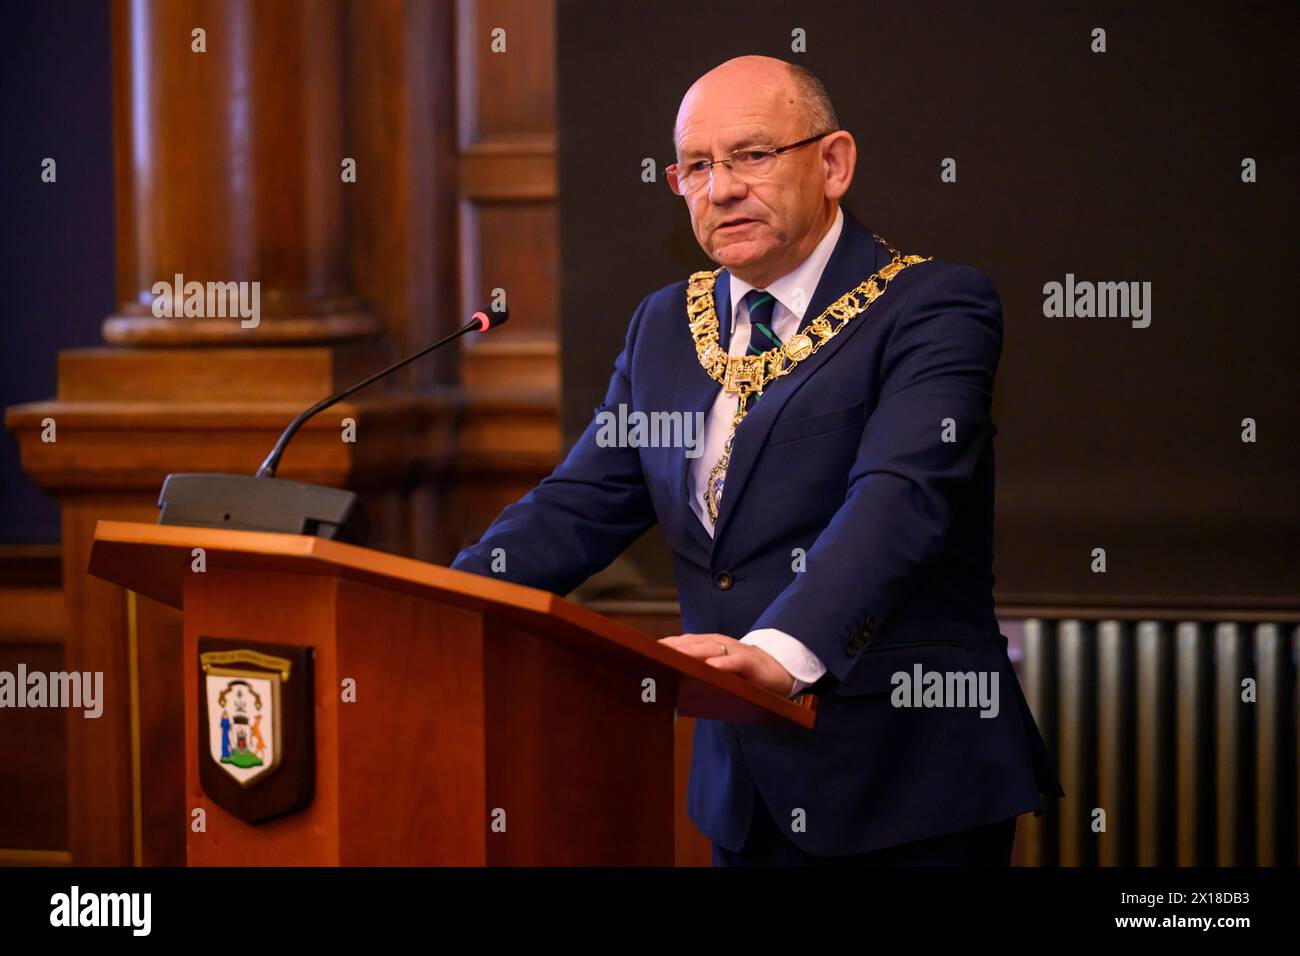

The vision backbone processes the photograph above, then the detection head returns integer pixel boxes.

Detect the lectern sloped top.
[88,520,815,730]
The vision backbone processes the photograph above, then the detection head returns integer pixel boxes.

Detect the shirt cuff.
[740,628,827,697]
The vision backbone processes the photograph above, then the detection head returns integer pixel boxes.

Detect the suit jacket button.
[865,615,878,632]
[713,570,733,590]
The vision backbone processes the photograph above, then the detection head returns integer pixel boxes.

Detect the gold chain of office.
[686,235,931,412]
[686,234,931,523]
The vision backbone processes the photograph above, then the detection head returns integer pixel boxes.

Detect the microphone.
[257,307,508,479]
[157,306,509,545]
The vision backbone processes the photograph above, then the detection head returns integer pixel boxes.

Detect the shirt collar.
[727,205,844,331]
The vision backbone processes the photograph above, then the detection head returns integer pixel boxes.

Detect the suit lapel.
[710,210,885,548]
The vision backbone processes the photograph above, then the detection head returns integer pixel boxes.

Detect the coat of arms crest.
[197,639,314,824]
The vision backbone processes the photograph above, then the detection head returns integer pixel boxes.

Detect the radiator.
[1007,618,1299,866]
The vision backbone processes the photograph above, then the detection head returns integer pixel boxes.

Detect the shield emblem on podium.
[198,639,314,824]
[204,664,281,786]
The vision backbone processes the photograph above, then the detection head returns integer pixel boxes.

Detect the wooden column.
[106,0,378,345]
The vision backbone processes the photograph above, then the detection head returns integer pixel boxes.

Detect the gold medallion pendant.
[689,235,931,523]
[782,333,813,362]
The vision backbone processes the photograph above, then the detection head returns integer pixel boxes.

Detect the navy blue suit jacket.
[452,208,1063,855]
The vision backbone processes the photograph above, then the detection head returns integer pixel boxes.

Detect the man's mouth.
[716,217,758,231]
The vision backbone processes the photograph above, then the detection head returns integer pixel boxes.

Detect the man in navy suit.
[452,55,1062,865]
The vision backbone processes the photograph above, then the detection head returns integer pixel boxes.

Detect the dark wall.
[0,0,115,543]
[557,0,1299,602]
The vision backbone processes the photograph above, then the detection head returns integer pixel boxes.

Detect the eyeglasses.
[666,130,837,196]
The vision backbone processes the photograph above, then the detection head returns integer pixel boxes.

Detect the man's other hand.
[658,632,796,696]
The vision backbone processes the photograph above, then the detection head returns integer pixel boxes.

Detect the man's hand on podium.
[658,633,796,696]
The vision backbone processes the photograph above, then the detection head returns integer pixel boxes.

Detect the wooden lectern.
[88,521,814,866]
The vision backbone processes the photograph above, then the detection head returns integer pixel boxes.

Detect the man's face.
[674,71,829,283]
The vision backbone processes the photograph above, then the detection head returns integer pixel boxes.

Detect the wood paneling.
[183,569,341,865]
[586,603,712,867]
[0,631,68,853]
[58,345,395,403]
[57,499,145,865]
[336,580,488,864]
[0,588,63,642]
[0,548,67,859]
[484,616,675,865]
[449,0,562,564]
[4,0,566,867]
[461,142,556,200]
[457,0,556,146]
[460,202,559,342]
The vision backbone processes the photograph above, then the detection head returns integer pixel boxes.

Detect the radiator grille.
[1010,618,1299,866]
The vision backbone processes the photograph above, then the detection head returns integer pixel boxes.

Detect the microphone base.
[157,473,370,546]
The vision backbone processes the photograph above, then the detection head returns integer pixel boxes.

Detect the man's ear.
[822,131,857,200]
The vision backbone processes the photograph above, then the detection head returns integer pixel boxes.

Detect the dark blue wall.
[0,0,115,543]
[556,0,1300,600]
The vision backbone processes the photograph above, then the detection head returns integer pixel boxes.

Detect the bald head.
[669,56,856,288]
[674,56,838,152]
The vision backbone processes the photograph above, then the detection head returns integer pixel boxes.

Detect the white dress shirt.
[687,207,843,696]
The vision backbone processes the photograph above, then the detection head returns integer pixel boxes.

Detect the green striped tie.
[742,289,780,409]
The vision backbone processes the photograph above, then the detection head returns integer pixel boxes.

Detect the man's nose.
[707,162,746,203]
